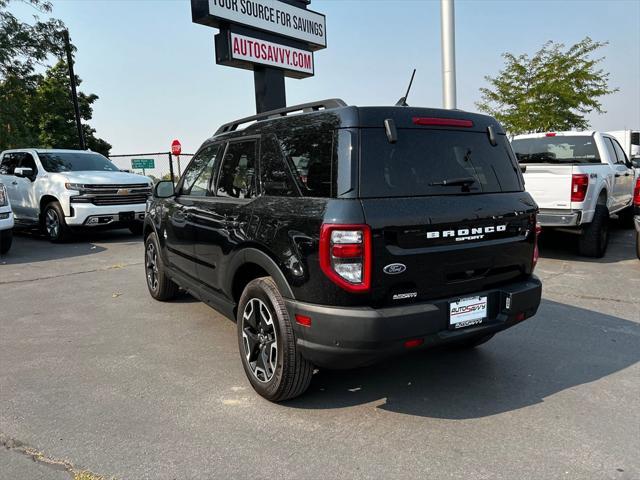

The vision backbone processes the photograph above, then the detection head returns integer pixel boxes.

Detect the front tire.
[0,229,12,254]
[144,232,178,301]
[42,201,70,243]
[237,277,313,402]
[578,204,609,258]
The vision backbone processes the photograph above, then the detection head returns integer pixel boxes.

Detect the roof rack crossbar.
[214,98,347,135]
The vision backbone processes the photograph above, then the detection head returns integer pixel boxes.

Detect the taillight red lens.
[532,222,542,271]
[412,117,473,128]
[634,178,640,206]
[545,132,557,137]
[571,174,589,202]
[319,224,371,293]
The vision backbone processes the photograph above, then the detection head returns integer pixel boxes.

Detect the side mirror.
[631,158,640,169]
[154,180,175,198]
[520,165,527,174]
[14,167,34,179]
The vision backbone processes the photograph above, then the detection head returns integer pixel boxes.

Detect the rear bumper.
[286,276,542,369]
[537,209,582,227]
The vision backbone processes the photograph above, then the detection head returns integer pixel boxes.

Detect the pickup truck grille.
[70,183,152,206]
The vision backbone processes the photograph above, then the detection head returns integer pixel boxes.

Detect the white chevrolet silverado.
[0,182,14,253]
[0,149,152,242]
[511,131,635,257]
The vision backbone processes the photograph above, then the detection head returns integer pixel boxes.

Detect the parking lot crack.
[0,262,143,285]
[0,433,111,479]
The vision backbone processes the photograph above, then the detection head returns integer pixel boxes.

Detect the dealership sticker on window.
[449,296,488,329]
[229,32,314,76]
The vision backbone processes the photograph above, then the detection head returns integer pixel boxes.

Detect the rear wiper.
[429,176,477,187]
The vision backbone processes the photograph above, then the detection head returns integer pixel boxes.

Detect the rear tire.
[636,230,640,260]
[0,229,12,254]
[144,232,178,301]
[578,204,609,258]
[237,277,313,402]
[42,201,70,243]
[451,333,495,349]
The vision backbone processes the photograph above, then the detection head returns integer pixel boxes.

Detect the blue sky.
[11,0,640,154]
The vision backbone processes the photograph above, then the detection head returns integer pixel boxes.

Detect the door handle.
[11,181,17,185]
[614,173,621,177]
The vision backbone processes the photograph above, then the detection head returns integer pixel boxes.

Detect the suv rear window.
[359,129,521,198]
[512,136,601,164]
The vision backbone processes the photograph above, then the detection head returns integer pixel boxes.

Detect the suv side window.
[278,129,334,198]
[0,153,19,175]
[609,138,629,165]
[180,144,221,196]
[215,139,257,199]
[260,135,298,197]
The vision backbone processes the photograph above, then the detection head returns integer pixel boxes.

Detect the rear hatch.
[357,122,537,307]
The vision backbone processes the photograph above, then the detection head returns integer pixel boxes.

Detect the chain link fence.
[108,152,194,183]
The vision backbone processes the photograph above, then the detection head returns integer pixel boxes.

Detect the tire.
[129,222,143,235]
[237,277,313,402]
[617,206,635,229]
[144,232,178,301]
[636,230,640,260]
[578,204,609,258]
[42,201,70,243]
[0,229,12,254]
[450,333,494,349]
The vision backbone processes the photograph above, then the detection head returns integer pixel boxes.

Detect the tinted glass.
[278,131,334,198]
[512,136,601,164]
[216,140,257,199]
[603,138,618,164]
[181,145,220,196]
[19,153,37,172]
[39,152,119,172]
[360,129,521,198]
[610,138,628,165]
[260,135,298,197]
[0,153,19,175]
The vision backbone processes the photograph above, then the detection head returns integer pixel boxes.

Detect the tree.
[34,61,111,156]
[476,37,617,135]
[0,0,111,154]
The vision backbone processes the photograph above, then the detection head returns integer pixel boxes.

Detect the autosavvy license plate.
[449,296,488,329]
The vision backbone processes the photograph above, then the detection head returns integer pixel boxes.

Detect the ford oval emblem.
[383,263,406,275]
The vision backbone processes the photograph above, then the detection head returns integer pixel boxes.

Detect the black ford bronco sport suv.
[143,99,542,401]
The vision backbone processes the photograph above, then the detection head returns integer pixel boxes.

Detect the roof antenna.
[395,69,416,106]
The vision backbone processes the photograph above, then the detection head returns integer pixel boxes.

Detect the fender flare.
[226,247,295,300]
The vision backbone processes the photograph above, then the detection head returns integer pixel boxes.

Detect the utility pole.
[62,30,86,150]
[440,0,457,110]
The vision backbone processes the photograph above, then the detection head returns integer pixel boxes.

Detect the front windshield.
[512,136,601,164]
[38,152,120,172]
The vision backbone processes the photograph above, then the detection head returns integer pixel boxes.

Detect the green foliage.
[476,37,617,135]
[0,0,111,155]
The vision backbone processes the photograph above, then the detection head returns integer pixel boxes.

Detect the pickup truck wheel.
[144,232,178,301]
[0,229,12,254]
[237,277,313,402]
[578,204,609,258]
[43,201,70,243]
[129,222,143,235]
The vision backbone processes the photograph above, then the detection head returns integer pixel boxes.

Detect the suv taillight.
[571,174,589,202]
[634,177,640,206]
[319,224,371,292]
[532,222,542,272]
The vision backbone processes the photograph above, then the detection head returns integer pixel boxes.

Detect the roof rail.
[214,98,348,135]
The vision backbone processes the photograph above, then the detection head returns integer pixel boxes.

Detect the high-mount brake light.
[412,117,473,128]
[571,174,589,202]
[633,177,640,206]
[545,132,557,137]
[319,224,371,293]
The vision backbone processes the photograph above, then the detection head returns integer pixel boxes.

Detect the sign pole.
[168,153,175,184]
[62,29,86,150]
[440,0,457,110]
[254,67,286,113]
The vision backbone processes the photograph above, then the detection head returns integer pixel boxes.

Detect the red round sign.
[171,139,182,156]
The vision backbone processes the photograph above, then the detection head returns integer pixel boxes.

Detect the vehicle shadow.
[538,220,635,264]
[0,228,140,265]
[287,299,640,419]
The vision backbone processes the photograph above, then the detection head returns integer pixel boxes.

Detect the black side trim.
[226,247,295,300]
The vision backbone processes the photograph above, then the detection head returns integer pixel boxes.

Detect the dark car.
[143,99,542,401]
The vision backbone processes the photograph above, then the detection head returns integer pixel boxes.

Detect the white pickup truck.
[511,131,636,257]
[0,149,152,242]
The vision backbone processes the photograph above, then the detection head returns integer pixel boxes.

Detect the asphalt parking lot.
[1,224,638,480]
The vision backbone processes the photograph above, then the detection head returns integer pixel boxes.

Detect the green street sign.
[131,158,155,169]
